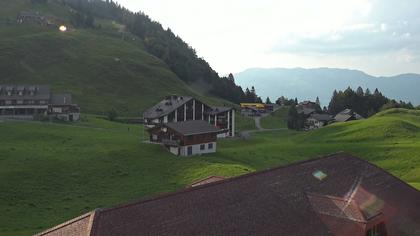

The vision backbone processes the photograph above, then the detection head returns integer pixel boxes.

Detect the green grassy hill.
[260,106,289,129]
[0,0,228,116]
[1,109,419,235]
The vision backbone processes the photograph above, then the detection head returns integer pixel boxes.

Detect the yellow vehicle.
[240,103,266,110]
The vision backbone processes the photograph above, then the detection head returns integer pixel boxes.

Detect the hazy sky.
[116,0,420,76]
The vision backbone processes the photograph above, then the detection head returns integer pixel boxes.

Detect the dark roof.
[309,114,333,122]
[205,106,234,115]
[299,101,317,106]
[297,107,316,115]
[165,120,221,136]
[334,109,365,122]
[143,96,193,119]
[334,114,354,122]
[50,94,73,105]
[0,85,50,100]
[340,109,353,115]
[36,153,420,236]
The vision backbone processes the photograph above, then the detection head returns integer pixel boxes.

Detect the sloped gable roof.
[34,212,96,236]
[36,153,420,236]
[143,96,193,119]
[165,120,221,136]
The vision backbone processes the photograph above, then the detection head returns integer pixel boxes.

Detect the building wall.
[179,142,217,156]
[180,133,217,146]
[169,146,179,155]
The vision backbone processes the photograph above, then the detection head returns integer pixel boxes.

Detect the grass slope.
[0,24,204,116]
[0,1,230,116]
[260,106,288,129]
[0,117,249,236]
[1,109,419,235]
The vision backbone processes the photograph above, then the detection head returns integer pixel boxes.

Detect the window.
[208,143,213,149]
[200,144,205,150]
[366,224,380,236]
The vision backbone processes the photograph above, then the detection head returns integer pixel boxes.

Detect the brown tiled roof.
[165,120,221,136]
[307,193,372,223]
[36,153,420,236]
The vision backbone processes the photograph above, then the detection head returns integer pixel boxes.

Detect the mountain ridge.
[235,67,420,106]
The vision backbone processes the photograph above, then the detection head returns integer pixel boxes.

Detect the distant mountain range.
[234,68,420,107]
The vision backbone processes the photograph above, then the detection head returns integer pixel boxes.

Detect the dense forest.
[47,0,248,103]
[328,87,414,117]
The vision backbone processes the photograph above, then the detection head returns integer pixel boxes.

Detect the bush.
[107,109,118,121]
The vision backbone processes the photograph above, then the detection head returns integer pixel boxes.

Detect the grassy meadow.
[260,106,289,129]
[0,109,420,235]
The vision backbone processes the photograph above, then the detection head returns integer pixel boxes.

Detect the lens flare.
[59,25,67,32]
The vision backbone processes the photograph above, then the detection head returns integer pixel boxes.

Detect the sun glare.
[59,25,67,32]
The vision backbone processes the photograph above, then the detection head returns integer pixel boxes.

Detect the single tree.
[356,86,364,96]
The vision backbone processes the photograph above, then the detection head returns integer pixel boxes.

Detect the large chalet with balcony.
[155,120,221,156]
[0,85,80,121]
[143,95,235,139]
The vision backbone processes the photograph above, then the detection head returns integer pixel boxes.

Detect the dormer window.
[7,91,12,96]
[18,91,23,96]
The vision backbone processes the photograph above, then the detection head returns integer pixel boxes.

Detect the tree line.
[284,86,416,131]
[328,87,414,117]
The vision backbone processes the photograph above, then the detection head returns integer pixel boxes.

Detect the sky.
[115,0,420,77]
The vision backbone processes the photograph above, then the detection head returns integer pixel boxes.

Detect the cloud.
[116,0,420,75]
[273,19,420,57]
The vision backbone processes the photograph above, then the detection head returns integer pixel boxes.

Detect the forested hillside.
[0,0,246,115]
[56,0,246,103]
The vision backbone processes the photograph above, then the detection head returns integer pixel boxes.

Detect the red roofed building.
[35,153,420,236]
